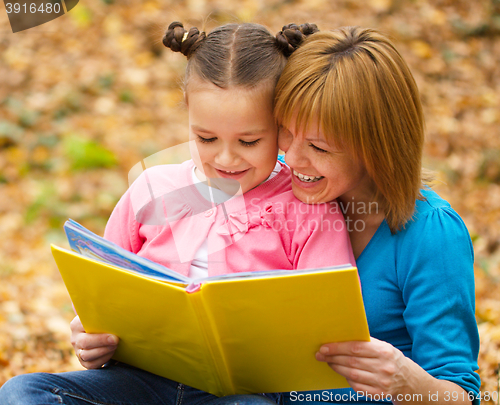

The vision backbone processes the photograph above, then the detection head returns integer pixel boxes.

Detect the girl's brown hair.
[275,26,430,233]
[162,22,318,92]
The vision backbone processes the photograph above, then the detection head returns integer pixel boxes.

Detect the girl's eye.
[309,143,328,153]
[197,136,217,144]
[240,139,261,147]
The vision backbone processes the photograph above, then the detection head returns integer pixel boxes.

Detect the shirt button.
[205,209,214,217]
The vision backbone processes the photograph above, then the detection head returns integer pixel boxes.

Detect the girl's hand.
[70,315,119,369]
[315,337,413,398]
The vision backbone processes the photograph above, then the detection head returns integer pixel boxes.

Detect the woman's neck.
[338,179,380,216]
[338,185,385,260]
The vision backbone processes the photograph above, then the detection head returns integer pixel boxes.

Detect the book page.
[64,219,190,283]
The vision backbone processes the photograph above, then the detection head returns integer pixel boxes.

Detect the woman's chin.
[291,176,327,204]
[291,183,324,204]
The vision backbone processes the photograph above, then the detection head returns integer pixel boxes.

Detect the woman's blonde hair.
[275,26,430,233]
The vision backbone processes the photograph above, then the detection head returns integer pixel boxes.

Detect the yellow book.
[52,221,370,397]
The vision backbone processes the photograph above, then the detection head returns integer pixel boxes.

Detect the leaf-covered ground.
[1,0,499,401]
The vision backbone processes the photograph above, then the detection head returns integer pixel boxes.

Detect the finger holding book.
[70,315,119,369]
[315,338,408,396]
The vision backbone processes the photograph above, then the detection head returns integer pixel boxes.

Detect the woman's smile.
[292,169,324,183]
[279,124,370,204]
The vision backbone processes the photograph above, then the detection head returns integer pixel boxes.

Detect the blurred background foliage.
[0,0,499,400]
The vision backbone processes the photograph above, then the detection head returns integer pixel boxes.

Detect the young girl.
[104,21,355,278]
[0,22,354,405]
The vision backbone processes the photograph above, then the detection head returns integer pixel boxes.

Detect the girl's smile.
[214,167,251,180]
[187,79,279,194]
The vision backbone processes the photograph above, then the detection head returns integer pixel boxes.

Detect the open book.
[53,219,370,397]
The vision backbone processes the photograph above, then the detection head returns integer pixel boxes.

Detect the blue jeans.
[0,361,281,405]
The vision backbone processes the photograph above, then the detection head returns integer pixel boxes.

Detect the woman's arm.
[314,198,480,405]
[316,337,473,405]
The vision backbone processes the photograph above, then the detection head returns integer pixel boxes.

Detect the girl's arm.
[103,187,140,252]
[71,183,139,368]
[291,199,356,269]
[70,315,118,369]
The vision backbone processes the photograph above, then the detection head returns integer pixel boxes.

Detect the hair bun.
[276,23,319,56]
[163,21,206,57]
[299,23,319,36]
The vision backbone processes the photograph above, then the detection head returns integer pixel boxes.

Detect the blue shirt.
[283,187,481,404]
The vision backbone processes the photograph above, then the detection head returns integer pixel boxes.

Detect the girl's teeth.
[293,170,324,182]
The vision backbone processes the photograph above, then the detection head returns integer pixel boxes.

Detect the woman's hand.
[316,337,471,405]
[70,315,119,369]
[316,337,411,398]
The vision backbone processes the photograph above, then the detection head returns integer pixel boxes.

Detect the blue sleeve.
[398,206,481,402]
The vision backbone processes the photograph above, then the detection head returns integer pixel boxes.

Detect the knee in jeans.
[0,375,28,403]
[0,373,60,404]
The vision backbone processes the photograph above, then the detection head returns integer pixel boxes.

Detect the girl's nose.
[215,147,238,167]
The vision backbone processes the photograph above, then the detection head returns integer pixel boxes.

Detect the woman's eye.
[309,143,327,153]
[240,139,261,147]
[197,136,217,144]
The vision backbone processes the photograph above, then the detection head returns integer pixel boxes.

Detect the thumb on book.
[107,335,119,345]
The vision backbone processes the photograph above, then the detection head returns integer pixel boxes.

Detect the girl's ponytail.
[275,23,319,56]
[163,21,206,57]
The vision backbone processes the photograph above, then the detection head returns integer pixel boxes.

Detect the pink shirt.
[104,160,355,277]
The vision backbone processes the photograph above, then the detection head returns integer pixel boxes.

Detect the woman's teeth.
[293,170,324,183]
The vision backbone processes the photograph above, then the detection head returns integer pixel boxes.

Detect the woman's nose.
[283,137,308,168]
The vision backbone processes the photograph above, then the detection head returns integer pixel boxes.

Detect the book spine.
[189,287,235,396]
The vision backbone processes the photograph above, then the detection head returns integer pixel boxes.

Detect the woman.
[273,26,480,405]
